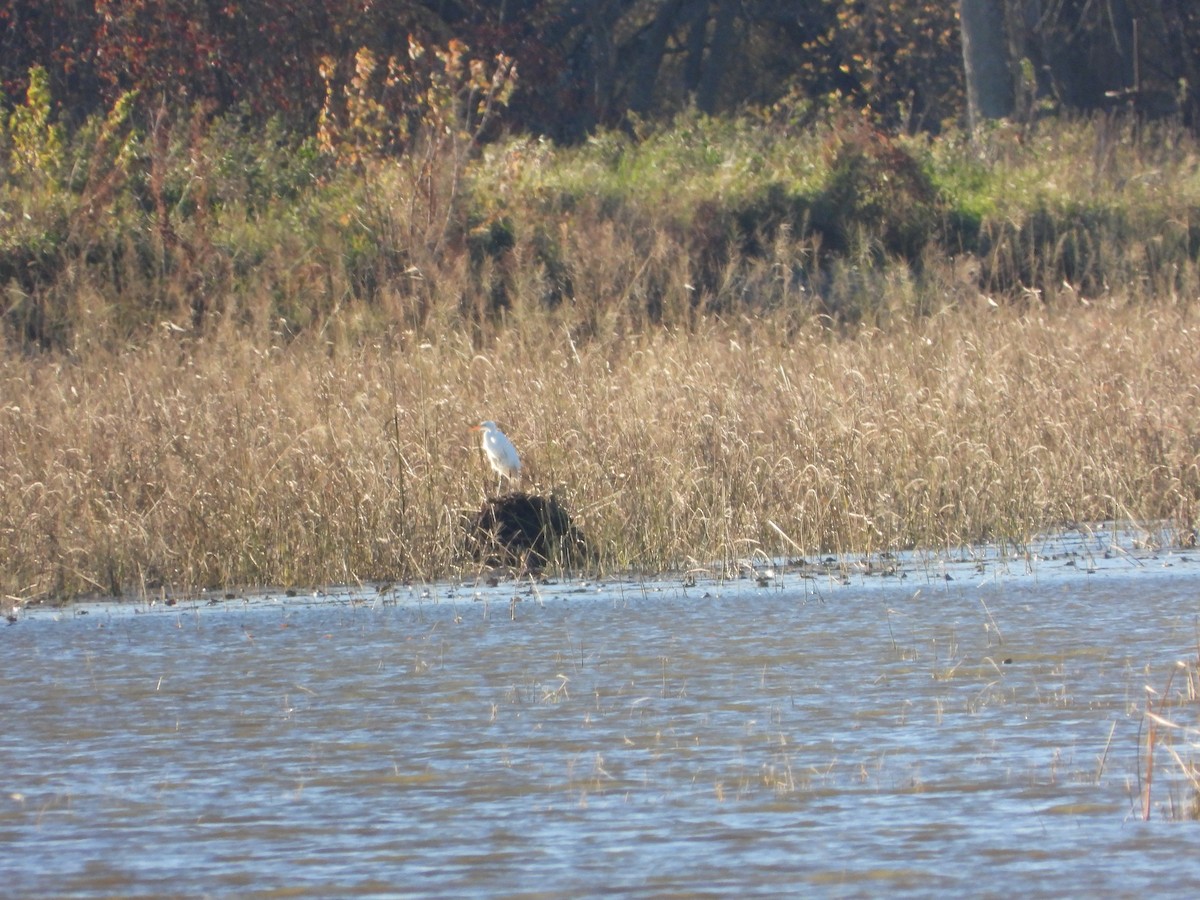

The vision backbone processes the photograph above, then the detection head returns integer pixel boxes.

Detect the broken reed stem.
[1141,665,1181,820]
[1095,719,1116,784]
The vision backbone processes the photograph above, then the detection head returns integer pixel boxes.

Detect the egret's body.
[471,420,521,490]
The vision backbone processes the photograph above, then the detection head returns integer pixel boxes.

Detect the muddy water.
[4,542,1200,897]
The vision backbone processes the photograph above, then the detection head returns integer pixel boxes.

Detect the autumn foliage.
[4,1,1199,140]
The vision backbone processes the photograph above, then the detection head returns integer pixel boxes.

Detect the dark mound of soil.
[465,492,589,569]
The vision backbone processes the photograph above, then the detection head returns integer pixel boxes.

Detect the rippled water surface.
[5,532,1200,897]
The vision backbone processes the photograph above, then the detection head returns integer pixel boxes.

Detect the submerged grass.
[3,297,1199,600]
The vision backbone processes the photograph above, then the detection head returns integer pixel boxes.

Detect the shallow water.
[4,532,1200,897]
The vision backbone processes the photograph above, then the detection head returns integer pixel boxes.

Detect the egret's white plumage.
[471,420,521,489]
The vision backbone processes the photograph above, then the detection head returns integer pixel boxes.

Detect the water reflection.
[3,547,1200,896]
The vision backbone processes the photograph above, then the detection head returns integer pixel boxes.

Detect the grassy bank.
[3,297,1198,600]
[5,92,1200,351]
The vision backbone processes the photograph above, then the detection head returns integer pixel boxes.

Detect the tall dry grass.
[3,295,1199,600]
[6,95,1200,600]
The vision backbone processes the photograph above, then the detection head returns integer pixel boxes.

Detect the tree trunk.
[696,0,736,114]
[1162,0,1200,127]
[959,0,1015,125]
[682,0,710,100]
[628,0,687,114]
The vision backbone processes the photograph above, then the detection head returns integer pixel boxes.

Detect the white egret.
[470,420,521,491]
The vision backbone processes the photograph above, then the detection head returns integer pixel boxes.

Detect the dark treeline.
[3,1,1199,140]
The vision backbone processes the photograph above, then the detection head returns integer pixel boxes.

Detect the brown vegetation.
[2,293,1198,600]
[4,57,1200,601]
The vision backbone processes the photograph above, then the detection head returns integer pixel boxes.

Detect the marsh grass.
[6,100,1200,599]
[3,295,1200,601]
[1139,647,1200,820]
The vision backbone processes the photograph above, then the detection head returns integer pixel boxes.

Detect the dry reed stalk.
[2,297,1200,600]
